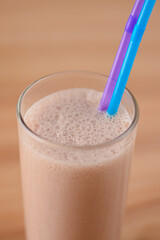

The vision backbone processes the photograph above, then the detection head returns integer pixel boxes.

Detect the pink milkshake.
[17,71,139,240]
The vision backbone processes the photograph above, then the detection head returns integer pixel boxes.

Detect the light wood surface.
[0,0,160,239]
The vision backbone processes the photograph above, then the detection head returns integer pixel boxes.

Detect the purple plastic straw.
[99,0,145,111]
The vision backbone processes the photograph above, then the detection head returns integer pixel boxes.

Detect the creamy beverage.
[18,87,136,240]
[25,88,131,147]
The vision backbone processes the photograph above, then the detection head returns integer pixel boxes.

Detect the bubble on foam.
[24,88,132,149]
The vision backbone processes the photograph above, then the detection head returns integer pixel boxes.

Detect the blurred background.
[0,0,160,239]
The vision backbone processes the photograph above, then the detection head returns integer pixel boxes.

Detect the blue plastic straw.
[107,0,156,115]
[99,0,145,111]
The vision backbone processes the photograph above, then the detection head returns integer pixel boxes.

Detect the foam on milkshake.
[24,88,131,147]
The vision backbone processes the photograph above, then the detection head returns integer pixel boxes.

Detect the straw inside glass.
[107,0,156,115]
[99,0,145,111]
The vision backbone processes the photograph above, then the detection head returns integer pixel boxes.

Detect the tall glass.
[17,71,139,240]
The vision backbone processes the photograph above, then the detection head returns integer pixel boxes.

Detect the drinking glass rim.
[17,70,139,150]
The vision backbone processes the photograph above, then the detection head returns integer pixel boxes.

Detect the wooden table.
[0,0,160,239]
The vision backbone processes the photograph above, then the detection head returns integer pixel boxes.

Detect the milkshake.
[17,71,139,240]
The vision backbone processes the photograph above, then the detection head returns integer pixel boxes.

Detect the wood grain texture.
[0,0,160,239]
